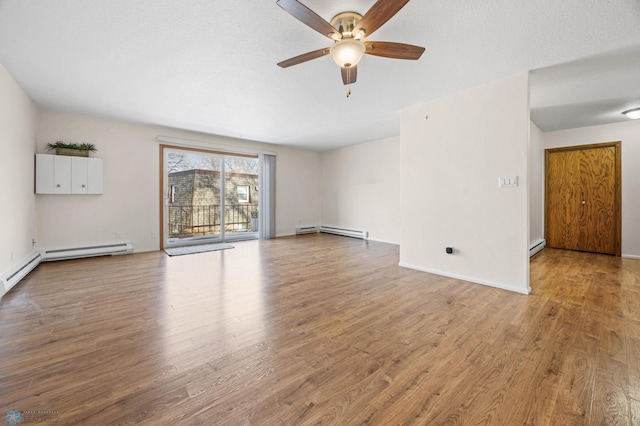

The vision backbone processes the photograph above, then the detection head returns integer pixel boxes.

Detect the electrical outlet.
[151,232,157,239]
[115,232,121,240]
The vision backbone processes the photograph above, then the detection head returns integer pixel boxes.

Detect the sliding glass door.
[162,147,259,248]
[223,155,260,241]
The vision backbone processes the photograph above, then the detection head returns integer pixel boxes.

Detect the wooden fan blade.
[277,47,330,68]
[364,41,425,60]
[353,0,410,38]
[276,0,341,40]
[341,65,357,85]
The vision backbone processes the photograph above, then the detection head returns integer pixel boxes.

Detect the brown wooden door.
[545,142,621,256]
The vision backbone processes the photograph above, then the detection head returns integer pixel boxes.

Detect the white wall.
[0,63,38,281]
[529,121,545,248]
[400,73,530,294]
[273,145,322,236]
[36,110,322,251]
[321,136,401,244]
[543,120,640,258]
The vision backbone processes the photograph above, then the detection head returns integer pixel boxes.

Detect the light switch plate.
[498,176,518,187]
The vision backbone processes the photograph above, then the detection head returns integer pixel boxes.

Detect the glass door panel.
[224,156,259,241]
[164,148,223,247]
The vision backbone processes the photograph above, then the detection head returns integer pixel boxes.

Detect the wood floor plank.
[630,397,640,426]
[588,306,631,425]
[549,329,598,424]
[1,237,639,424]
[626,318,640,402]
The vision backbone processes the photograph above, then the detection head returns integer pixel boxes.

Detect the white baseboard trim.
[319,225,368,240]
[366,238,399,246]
[398,262,531,295]
[622,254,640,259]
[295,225,319,235]
[276,232,297,238]
[42,242,133,261]
[529,239,546,257]
[1,250,43,298]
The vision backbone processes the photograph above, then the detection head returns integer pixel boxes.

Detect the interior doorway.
[545,141,621,256]
[160,145,260,249]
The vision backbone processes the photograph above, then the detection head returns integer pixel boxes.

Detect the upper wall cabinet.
[35,154,103,195]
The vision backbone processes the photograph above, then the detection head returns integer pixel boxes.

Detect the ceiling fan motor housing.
[330,12,362,38]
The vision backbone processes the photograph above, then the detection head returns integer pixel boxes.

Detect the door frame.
[544,141,621,256]
[159,144,259,250]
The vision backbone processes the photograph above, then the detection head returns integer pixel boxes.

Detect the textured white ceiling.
[530,45,640,132]
[1,0,639,151]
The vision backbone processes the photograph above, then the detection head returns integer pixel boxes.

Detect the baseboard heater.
[295,226,319,235]
[42,242,134,261]
[319,226,368,240]
[1,251,42,296]
[529,239,546,257]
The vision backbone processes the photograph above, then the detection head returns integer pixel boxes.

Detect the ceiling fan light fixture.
[330,39,365,68]
[622,107,640,119]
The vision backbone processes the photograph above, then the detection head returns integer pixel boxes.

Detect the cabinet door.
[54,155,72,194]
[87,158,103,194]
[71,157,89,194]
[35,154,55,194]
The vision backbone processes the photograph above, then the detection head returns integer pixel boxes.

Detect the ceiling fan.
[276,0,425,86]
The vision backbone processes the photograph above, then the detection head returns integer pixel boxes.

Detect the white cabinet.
[35,154,56,193]
[54,155,71,193]
[35,154,103,194]
[86,158,103,194]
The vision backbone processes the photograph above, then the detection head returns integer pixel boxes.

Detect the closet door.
[546,149,581,251]
[578,146,617,254]
[545,142,621,256]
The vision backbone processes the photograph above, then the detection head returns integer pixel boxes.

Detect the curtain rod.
[156,135,277,156]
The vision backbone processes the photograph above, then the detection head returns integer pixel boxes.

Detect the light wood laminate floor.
[1,234,639,425]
